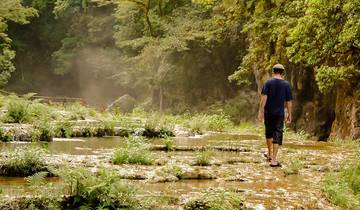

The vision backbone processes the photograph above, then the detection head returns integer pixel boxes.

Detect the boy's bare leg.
[271,143,279,165]
[266,138,273,159]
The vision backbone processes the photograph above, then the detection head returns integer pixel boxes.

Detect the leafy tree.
[0,0,37,86]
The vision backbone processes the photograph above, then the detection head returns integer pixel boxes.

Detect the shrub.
[207,114,233,132]
[194,150,213,166]
[322,157,360,208]
[0,145,48,176]
[113,136,154,165]
[184,188,244,210]
[4,96,30,123]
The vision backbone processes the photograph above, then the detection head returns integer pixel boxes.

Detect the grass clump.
[194,150,213,166]
[156,164,184,179]
[206,114,233,132]
[54,120,74,138]
[0,127,13,142]
[284,128,309,141]
[57,168,139,209]
[186,114,208,134]
[163,135,175,152]
[282,157,304,176]
[2,94,57,124]
[322,157,360,208]
[4,95,30,123]
[0,145,48,176]
[23,168,141,209]
[184,187,244,210]
[113,136,154,165]
[30,120,54,141]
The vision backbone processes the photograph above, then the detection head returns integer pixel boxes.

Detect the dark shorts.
[264,113,284,145]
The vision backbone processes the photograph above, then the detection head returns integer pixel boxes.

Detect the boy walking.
[258,64,293,167]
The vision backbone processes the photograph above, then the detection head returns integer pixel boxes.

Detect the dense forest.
[1,0,359,139]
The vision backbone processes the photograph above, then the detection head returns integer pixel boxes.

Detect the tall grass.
[163,135,175,152]
[282,157,304,176]
[113,136,154,165]
[0,145,48,176]
[322,157,360,208]
[184,188,243,210]
[0,127,12,142]
[194,150,213,166]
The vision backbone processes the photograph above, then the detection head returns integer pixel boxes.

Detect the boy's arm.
[286,101,292,123]
[258,94,267,121]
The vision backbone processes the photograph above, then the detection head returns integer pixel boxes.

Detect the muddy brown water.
[0,133,351,209]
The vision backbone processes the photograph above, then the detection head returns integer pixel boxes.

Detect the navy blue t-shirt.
[261,78,292,116]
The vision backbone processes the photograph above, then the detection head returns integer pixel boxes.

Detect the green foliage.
[113,136,154,165]
[31,120,54,142]
[322,157,360,208]
[0,0,37,86]
[0,127,12,142]
[284,128,309,141]
[207,94,258,124]
[194,150,213,166]
[163,135,175,152]
[2,95,57,124]
[206,114,233,132]
[282,157,304,176]
[186,114,208,134]
[184,187,244,210]
[4,95,31,123]
[53,167,140,209]
[54,120,74,138]
[0,145,48,176]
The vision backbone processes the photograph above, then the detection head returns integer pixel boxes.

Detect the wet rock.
[149,174,179,183]
[181,168,217,180]
[107,94,136,113]
[224,175,248,182]
[254,204,266,210]
[173,125,191,137]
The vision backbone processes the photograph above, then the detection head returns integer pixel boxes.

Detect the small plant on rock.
[194,150,213,166]
[163,135,175,152]
[184,187,244,210]
[113,136,154,165]
[282,157,304,176]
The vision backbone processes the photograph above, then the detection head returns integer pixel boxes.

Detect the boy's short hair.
[272,64,285,74]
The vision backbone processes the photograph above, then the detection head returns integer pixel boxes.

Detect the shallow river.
[0,133,352,209]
